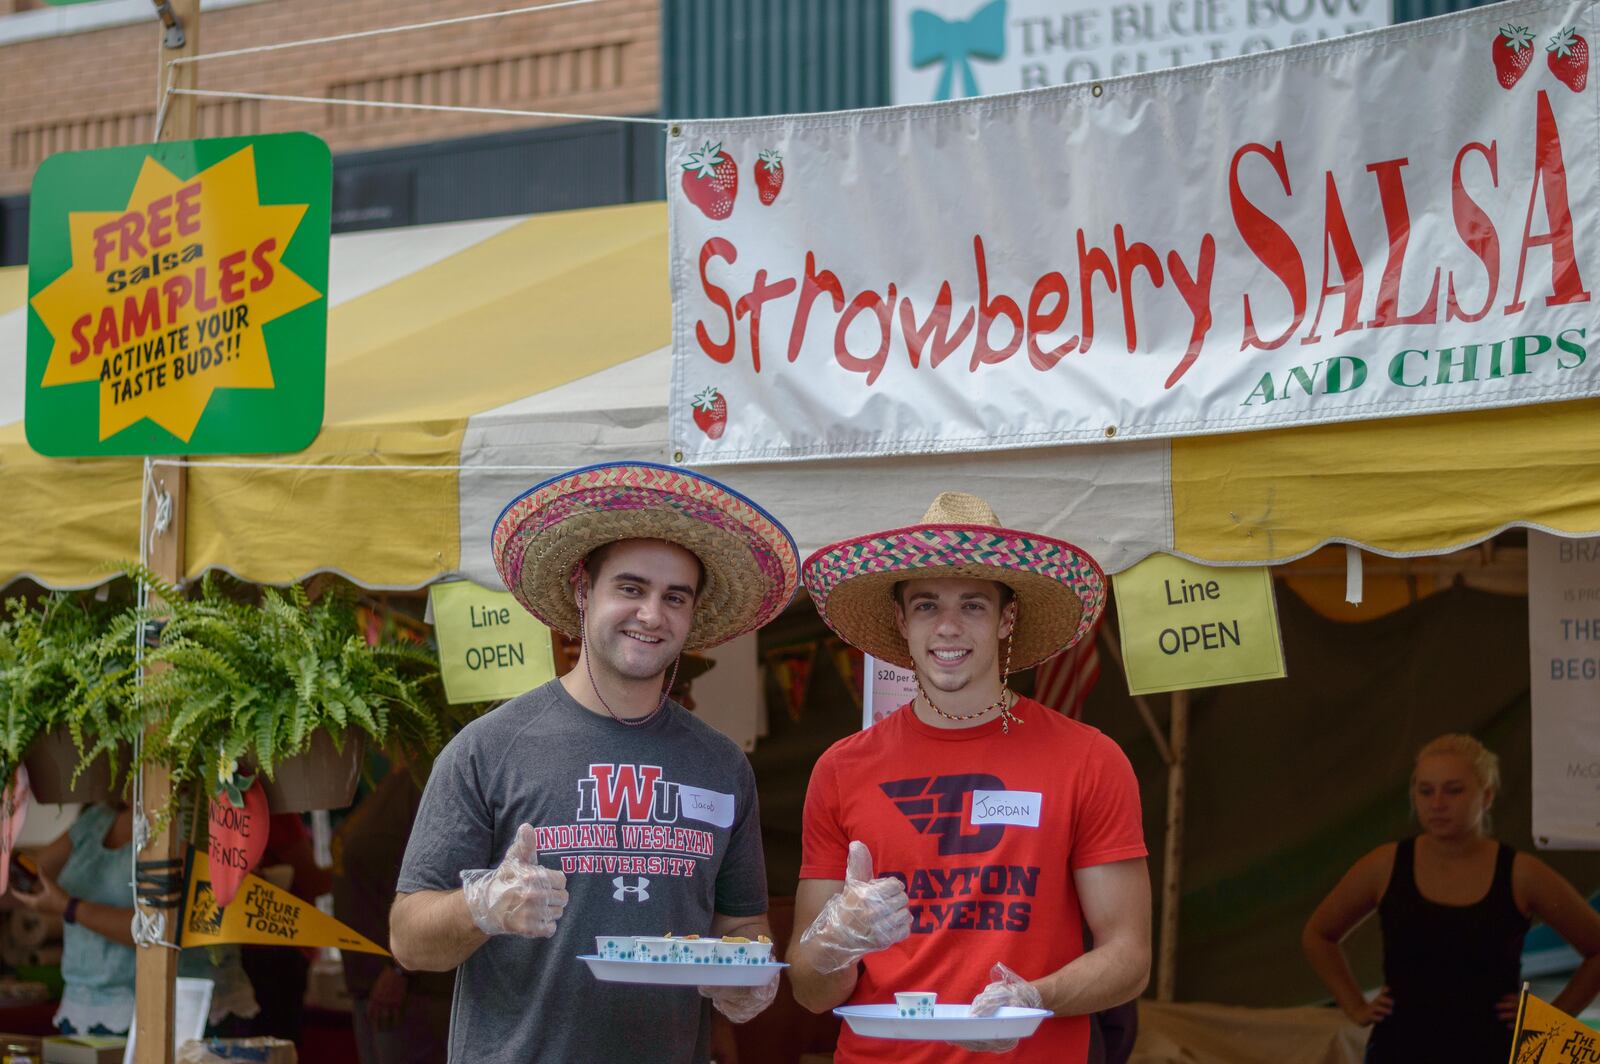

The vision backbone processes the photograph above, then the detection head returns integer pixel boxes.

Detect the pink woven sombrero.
[802,491,1107,670]
[492,462,799,652]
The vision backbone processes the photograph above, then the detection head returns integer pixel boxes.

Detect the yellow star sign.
[29,146,319,442]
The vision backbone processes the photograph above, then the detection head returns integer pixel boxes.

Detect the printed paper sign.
[26,133,329,456]
[1527,531,1600,849]
[970,789,1043,827]
[1114,554,1285,695]
[429,581,556,703]
[890,0,1389,104]
[864,654,919,728]
[671,2,1600,464]
[183,850,387,954]
[678,784,736,829]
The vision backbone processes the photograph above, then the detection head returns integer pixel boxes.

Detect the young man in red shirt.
[789,492,1151,1061]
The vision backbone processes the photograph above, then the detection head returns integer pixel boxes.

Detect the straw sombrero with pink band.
[492,461,799,652]
[802,491,1107,671]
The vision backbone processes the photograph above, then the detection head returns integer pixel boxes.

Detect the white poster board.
[1527,531,1600,849]
[863,654,919,729]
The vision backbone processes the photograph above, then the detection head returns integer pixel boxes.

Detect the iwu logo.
[882,774,1005,855]
[577,764,681,824]
[613,876,651,902]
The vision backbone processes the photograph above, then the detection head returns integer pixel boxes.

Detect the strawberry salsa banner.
[669,1,1600,463]
[27,134,330,457]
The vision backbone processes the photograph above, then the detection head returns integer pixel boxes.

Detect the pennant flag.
[827,638,865,712]
[1509,986,1600,1063]
[1034,613,1104,720]
[764,642,817,722]
[182,850,388,955]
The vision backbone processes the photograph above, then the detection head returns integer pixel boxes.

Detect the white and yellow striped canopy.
[4,200,1600,592]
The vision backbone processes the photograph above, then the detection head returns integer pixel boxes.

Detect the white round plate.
[578,955,786,987]
[833,1004,1052,1042]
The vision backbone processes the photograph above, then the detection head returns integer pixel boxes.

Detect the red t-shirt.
[800,697,1147,1064]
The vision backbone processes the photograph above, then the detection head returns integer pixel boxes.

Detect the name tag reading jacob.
[679,785,735,829]
[969,790,1042,828]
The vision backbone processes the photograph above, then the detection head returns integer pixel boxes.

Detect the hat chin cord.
[576,575,679,728]
[914,629,1024,734]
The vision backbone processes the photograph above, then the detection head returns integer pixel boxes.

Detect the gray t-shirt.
[397,679,768,1064]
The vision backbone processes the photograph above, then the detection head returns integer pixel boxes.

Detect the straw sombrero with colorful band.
[492,462,799,652]
[802,491,1107,671]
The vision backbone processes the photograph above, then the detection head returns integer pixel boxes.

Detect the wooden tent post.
[1155,688,1189,1003]
[135,4,198,1061]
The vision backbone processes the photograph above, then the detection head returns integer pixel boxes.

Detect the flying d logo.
[881,774,1007,855]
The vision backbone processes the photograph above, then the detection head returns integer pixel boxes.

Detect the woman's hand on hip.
[1344,987,1393,1026]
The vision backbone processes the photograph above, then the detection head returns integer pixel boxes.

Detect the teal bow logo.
[910,0,1008,101]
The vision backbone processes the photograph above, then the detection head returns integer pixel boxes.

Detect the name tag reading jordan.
[969,790,1043,828]
[678,785,735,829]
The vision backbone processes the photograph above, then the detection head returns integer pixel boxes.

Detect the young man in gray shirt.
[392,462,801,1063]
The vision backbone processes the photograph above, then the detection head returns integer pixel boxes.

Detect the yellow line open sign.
[429,581,556,704]
[1113,554,1286,696]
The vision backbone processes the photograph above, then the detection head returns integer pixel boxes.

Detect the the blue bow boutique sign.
[890,0,1387,103]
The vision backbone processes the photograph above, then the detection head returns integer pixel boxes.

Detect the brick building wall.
[0,0,661,197]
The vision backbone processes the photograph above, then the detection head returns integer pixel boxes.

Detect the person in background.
[1304,733,1600,1063]
[241,812,334,1044]
[333,752,453,1064]
[8,801,259,1036]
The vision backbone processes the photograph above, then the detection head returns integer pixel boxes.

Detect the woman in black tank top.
[1303,735,1600,1064]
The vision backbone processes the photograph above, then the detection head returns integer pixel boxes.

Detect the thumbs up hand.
[460,824,570,938]
[799,840,913,973]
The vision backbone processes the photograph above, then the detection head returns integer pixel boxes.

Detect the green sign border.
[25,133,330,457]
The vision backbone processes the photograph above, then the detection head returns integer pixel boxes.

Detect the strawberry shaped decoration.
[681,141,739,220]
[1548,27,1589,92]
[755,149,785,205]
[1493,25,1536,88]
[692,386,728,439]
[0,767,27,895]
[208,749,268,909]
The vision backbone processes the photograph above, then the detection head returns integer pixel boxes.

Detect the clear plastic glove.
[798,840,912,974]
[699,969,779,1024]
[953,962,1046,1053]
[460,824,569,937]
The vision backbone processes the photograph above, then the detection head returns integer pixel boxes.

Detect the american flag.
[1031,614,1104,720]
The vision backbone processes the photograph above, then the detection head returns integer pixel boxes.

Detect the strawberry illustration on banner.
[691,386,728,439]
[207,777,269,909]
[681,141,738,220]
[1494,25,1536,88]
[1547,27,1588,91]
[755,149,785,205]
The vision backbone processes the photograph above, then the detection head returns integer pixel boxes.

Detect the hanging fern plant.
[129,567,444,818]
[0,593,138,791]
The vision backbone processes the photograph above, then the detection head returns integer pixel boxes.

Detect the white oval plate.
[578,954,786,987]
[833,1004,1052,1042]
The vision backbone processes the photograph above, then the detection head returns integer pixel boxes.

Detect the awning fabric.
[5,200,1600,592]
